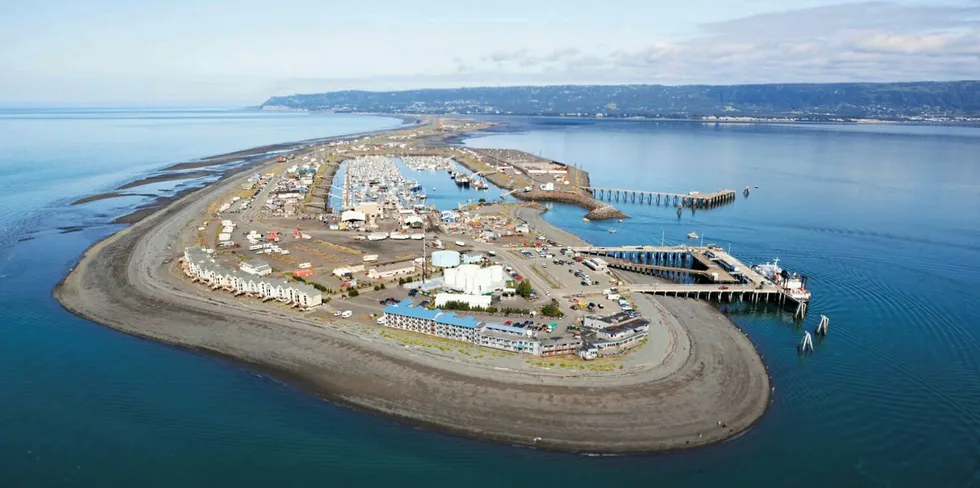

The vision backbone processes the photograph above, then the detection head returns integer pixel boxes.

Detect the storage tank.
[431,250,461,268]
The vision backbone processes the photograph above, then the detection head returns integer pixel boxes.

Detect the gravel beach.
[55,144,770,453]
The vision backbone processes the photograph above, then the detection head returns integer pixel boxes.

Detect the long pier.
[583,187,736,208]
[572,245,811,311]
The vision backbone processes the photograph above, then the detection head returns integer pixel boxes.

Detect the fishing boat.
[608,228,617,233]
[752,258,811,301]
[618,219,623,223]
[582,217,590,222]
[687,232,699,239]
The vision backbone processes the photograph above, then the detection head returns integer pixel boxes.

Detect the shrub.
[348,288,359,298]
[373,285,381,291]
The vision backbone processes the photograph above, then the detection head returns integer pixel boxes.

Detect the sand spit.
[70,192,158,206]
[116,171,211,190]
[55,143,768,454]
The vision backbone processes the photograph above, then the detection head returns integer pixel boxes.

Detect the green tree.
[516,280,532,299]
[348,288,359,298]
[541,299,564,318]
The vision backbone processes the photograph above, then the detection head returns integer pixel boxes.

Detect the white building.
[240,259,272,276]
[181,248,321,309]
[443,264,506,295]
[367,261,417,280]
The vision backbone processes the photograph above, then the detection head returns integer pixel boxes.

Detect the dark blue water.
[2,110,979,486]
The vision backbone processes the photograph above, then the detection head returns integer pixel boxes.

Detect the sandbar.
[55,138,769,453]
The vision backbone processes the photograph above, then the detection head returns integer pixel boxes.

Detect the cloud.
[454,1,980,85]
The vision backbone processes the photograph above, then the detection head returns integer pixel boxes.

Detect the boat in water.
[743,186,751,196]
[608,228,617,233]
[752,258,811,301]
[688,232,699,239]
[582,217,590,222]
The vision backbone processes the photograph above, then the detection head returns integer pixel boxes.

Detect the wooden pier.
[571,245,811,309]
[582,187,737,208]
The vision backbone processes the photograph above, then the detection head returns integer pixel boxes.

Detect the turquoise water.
[2,110,979,486]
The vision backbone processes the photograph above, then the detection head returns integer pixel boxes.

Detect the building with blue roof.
[382,300,543,355]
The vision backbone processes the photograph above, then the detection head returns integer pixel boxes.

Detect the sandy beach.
[55,139,770,453]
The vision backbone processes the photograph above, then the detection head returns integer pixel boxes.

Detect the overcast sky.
[2,0,979,105]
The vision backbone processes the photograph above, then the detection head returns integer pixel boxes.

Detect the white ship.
[687,232,699,239]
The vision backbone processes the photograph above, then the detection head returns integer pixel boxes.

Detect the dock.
[583,187,737,208]
[571,245,811,309]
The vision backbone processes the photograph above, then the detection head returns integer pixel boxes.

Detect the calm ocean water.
[1,110,978,487]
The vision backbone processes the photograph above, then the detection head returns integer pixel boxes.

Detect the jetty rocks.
[513,189,629,220]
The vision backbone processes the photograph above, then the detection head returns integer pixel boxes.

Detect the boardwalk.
[583,187,736,208]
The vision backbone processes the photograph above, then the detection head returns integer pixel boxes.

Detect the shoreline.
[54,126,770,454]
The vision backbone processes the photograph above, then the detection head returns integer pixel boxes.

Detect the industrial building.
[443,264,506,295]
[430,250,461,268]
[367,261,417,280]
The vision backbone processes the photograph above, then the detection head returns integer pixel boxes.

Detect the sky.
[2,0,979,105]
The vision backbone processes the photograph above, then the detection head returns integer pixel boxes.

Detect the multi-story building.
[182,247,322,309]
[383,299,543,355]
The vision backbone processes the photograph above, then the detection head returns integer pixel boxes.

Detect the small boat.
[617,219,623,223]
[608,229,617,233]
[582,217,590,222]
[688,232,699,239]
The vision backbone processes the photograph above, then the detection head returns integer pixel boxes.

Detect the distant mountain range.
[260,81,980,121]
